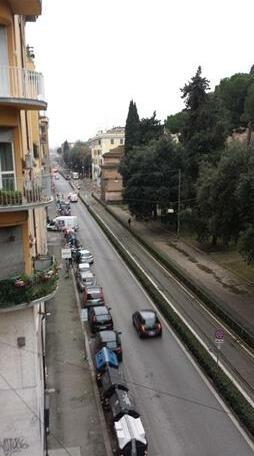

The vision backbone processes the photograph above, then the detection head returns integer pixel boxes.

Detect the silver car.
[79,249,94,265]
[77,271,96,291]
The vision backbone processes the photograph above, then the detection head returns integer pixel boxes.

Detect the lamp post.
[177,169,181,237]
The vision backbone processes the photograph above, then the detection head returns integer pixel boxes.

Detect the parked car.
[95,346,119,386]
[82,285,104,307]
[68,192,78,203]
[95,330,122,361]
[132,309,162,338]
[78,262,91,274]
[79,249,94,264]
[66,175,71,180]
[47,220,58,231]
[77,271,96,291]
[54,216,79,231]
[114,415,148,456]
[88,305,113,333]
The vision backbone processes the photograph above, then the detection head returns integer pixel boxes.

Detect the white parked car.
[78,263,91,273]
[68,193,78,203]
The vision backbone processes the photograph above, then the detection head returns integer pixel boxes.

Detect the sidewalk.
[106,204,254,332]
[46,229,108,456]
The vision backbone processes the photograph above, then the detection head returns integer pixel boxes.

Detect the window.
[33,143,39,159]
[98,139,101,146]
[111,139,114,145]
[120,139,124,145]
[0,143,15,190]
[0,130,15,190]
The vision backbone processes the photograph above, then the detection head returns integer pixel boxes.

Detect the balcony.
[8,0,41,18]
[0,174,53,211]
[0,66,47,110]
[0,257,58,312]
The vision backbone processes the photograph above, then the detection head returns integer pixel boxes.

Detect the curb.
[71,269,113,456]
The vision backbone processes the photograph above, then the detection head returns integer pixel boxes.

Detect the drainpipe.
[32,209,38,256]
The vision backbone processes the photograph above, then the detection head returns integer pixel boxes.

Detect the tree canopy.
[124,100,140,153]
[215,73,254,130]
[119,68,254,264]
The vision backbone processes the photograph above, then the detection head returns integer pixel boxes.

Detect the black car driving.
[132,309,162,338]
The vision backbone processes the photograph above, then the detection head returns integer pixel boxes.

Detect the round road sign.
[215,328,224,341]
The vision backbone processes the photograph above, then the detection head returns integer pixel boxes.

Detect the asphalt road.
[56,177,254,456]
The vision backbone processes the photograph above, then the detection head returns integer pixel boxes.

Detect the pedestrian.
[65,258,70,277]
[128,218,132,229]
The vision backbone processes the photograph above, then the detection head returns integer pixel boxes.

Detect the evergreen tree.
[124,100,140,153]
[215,73,254,130]
[122,137,182,219]
[164,111,188,135]
[181,66,210,113]
[63,140,70,166]
[139,111,164,145]
[180,67,228,184]
[243,83,254,144]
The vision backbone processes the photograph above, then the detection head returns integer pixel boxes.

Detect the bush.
[0,269,58,307]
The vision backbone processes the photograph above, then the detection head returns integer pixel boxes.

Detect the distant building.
[89,127,125,184]
[101,146,124,203]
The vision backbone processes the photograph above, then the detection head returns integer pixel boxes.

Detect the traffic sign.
[80,309,88,322]
[61,248,72,259]
[215,328,224,341]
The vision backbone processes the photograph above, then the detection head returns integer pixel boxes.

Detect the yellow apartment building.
[89,127,125,185]
[0,2,56,454]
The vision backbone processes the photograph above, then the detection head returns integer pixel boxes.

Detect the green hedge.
[82,197,254,437]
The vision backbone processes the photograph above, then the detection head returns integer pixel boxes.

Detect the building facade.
[89,127,125,184]
[0,2,56,455]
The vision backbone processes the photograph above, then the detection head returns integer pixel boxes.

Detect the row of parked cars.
[95,346,148,455]
[70,236,147,454]
[72,241,124,362]
[64,206,163,455]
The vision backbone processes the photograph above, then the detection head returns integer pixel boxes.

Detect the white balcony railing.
[0,174,52,208]
[0,66,45,102]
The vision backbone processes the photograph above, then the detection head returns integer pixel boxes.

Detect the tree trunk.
[212,234,217,247]
[247,121,253,146]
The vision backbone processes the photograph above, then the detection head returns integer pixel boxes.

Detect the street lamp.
[177,169,181,237]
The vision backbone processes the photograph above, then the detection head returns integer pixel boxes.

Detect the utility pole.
[177,169,181,237]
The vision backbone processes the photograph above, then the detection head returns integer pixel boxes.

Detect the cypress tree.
[124,100,140,153]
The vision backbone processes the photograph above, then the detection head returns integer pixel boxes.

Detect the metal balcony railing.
[0,66,45,102]
[0,174,52,208]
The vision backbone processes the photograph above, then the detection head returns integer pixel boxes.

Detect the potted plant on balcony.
[0,190,22,205]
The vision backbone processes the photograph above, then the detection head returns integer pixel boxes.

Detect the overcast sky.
[26,0,254,148]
